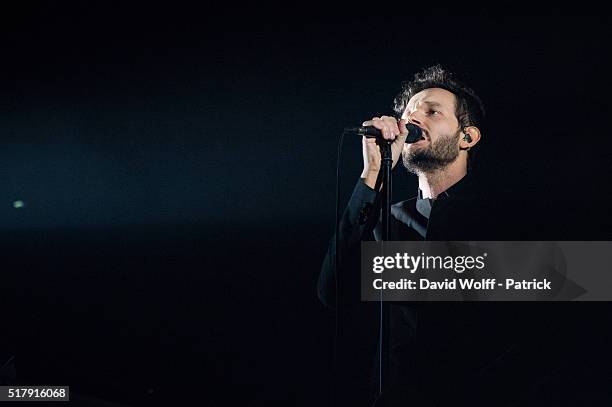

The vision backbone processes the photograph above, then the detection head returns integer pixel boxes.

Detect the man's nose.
[407,111,423,126]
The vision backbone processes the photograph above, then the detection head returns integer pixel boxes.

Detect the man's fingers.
[363,117,383,127]
[363,116,401,140]
[381,116,400,138]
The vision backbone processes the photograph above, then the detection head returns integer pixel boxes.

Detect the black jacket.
[318,173,609,406]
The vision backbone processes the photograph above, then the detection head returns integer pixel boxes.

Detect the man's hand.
[360,116,408,189]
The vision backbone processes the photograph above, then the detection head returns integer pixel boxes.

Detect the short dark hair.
[393,64,485,131]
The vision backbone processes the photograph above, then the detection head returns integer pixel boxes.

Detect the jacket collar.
[416,172,473,219]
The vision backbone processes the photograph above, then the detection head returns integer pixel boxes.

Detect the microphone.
[344,122,423,143]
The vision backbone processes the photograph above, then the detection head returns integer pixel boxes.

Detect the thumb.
[396,119,408,141]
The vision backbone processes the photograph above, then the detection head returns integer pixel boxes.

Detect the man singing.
[318,66,597,406]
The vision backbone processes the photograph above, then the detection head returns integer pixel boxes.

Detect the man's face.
[401,88,462,173]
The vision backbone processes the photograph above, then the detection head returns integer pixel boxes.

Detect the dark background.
[1,7,611,406]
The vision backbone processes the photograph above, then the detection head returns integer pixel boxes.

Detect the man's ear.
[459,126,481,150]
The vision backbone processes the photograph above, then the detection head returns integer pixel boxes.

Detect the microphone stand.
[377,140,392,399]
[342,123,422,405]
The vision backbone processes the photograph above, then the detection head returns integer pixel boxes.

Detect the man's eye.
[427,110,440,115]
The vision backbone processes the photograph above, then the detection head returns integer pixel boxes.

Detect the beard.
[402,129,461,173]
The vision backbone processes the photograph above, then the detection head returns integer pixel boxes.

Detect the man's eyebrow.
[406,100,445,113]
